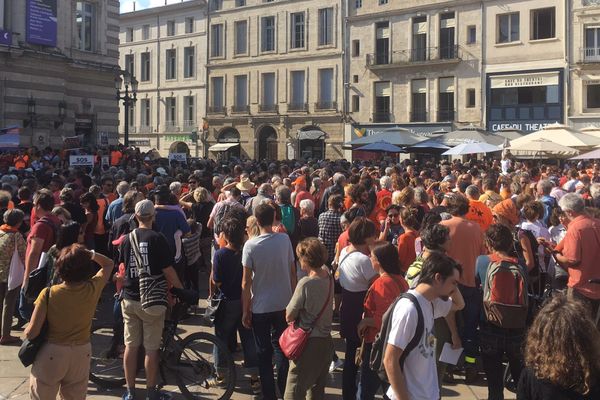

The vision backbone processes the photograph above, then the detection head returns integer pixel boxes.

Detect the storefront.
[210,128,241,160]
[486,69,564,133]
[297,127,326,160]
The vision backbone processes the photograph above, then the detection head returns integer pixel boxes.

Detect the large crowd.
[0,145,600,400]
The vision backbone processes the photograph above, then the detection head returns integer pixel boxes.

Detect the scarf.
[0,224,18,233]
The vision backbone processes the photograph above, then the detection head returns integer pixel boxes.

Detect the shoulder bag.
[279,275,333,361]
[18,287,50,367]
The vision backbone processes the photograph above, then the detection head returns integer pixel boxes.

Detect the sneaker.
[206,375,226,388]
[250,377,261,395]
[145,389,172,400]
[122,392,135,400]
[329,358,344,373]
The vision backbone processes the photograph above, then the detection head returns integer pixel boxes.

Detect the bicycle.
[89,298,236,400]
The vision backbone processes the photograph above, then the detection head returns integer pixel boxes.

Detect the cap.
[135,199,156,218]
[293,175,307,186]
[156,167,167,176]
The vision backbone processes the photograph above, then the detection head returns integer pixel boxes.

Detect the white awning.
[298,130,326,140]
[209,143,239,152]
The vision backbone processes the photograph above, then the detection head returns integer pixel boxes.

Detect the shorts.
[122,299,166,351]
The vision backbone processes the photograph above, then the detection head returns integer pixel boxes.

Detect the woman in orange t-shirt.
[397,207,420,273]
[358,242,408,399]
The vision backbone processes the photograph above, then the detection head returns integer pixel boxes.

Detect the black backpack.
[369,292,424,382]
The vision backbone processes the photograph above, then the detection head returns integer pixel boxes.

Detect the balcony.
[315,101,337,111]
[231,105,250,114]
[366,45,462,69]
[165,121,179,132]
[437,109,455,122]
[288,103,308,112]
[258,104,278,113]
[410,111,428,122]
[207,105,226,114]
[372,112,391,123]
[580,47,600,63]
[183,120,196,128]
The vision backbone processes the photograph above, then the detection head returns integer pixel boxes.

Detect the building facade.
[346,0,483,149]
[483,0,566,133]
[205,0,346,161]
[119,0,208,157]
[0,0,120,149]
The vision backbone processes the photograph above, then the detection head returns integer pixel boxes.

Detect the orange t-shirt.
[562,215,600,299]
[440,216,486,287]
[466,200,493,232]
[93,198,109,235]
[363,274,409,342]
[397,230,418,273]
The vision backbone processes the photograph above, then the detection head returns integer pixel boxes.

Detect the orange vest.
[94,198,109,235]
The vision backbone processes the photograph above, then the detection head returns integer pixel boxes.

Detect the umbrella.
[442,142,502,156]
[509,123,600,148]
[419,125,505,147]
[507,139,578,158]
[407,141,451,150]
[580,127,600,139]
[570,148,600,160]
[495,128,526,141]
[355,141,405,153]
[347,128,426,146]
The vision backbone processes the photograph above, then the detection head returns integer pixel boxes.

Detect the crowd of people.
[0,146,600,400]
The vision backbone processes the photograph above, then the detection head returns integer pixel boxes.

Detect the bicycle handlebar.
[170,287,200,305]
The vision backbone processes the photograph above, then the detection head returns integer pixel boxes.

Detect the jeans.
[357,342,389,400]
[459,285,481,365]
[214,300,258,373]
[342,338,360,400]
[19,288,33,322]
[479,323,524,400]
[252,310,289,400]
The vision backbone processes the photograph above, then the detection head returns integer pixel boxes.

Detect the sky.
[120,0,191,13]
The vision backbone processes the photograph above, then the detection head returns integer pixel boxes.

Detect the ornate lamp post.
[115,72,138,147]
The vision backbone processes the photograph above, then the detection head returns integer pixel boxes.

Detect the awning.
[209,143,239,152]
[298,130,326,140]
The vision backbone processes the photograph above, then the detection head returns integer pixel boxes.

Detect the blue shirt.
[106,197,124,224]
[154,208,191,260]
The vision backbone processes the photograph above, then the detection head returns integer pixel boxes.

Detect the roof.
[120,0,206,19]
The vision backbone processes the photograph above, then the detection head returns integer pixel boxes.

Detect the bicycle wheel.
[89,325,126,389]
[173,332,236,400]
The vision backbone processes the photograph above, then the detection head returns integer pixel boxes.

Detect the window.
[140,99,150,127]
[235,20,247,55]
[412,16,427,61]
[355,0,362,8]
[439,13,456,59]
[262,72,276,107]
[184,96,195,123]
[318,68,334,108]
[262,16,276,52]
[234,75,248,110]
[497,13,519,43]
[467,26,476,44]
[184,46,195,78]
[353,75,359,83]
[211,77,224,110]
[411,79,427,122]
[318,8,333,46]
[290,71,305,108]
[128,104,135,127]
[185,17,194,34]
[438,77,454,121]
[167,20,175,36]
[126,28,133,42]
[211,24,223,57]
[587,85,600,108]
[236,0,246,6]
[375,21,390,64]
[166,49,176,80]
[531,8,555,40]
[125,54,135,76]
[166,97,176,123]
[466,88,476,108]
[76,2,96,52]
[142,25,150,40]
[374,82,391,122]
[210,0,222,11]
[352,95,360,112]
[291,12,305,49]
[141,52,150,81]
[352,40,360,57]
[379,0,388,4]
[585,27,600,61]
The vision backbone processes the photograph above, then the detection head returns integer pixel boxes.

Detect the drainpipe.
[156,13,162,152]
[565,0,570,127]
[480,1,486,129]
[342,0,350,120]
[204,5,210,159]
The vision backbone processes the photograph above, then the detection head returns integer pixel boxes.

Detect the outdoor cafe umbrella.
[509,123,600,148]
[441,142,501,156]
[347,128,425,147]
[570,148,600,160]
[355,141,404,153]
[507,139,579,159]
[418,125,505,147]
[580,127,600,139]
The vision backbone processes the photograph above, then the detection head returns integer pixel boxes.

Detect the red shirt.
[363,274,409,342]
[27,214,60,253]
[441,216,486,287]
[397,230,418,273]
[294,190,314,209]
[562,215,600,299]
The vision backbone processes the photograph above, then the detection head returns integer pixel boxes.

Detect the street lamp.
[24,96,36,128]
[115,71,138,147]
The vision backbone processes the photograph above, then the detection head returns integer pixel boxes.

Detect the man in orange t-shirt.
[465,185,493,232]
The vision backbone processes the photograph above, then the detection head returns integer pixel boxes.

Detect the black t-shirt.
[212,247,243,301]
[63,201,87,225]
[517,367,600,400]
[118,228,173,302]
[191,201,214,239]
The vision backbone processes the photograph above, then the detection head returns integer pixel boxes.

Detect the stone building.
[119,0,208,157]
[205,0,346,161]
[0,0,120,148]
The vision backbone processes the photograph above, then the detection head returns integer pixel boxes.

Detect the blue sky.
[120,0,189,13]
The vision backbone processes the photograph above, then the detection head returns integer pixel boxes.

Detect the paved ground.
[0,276,516,400]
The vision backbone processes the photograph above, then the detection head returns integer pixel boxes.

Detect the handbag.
[18,287,50,367]
[203,290,225,326]
[8,235,24,291]
[279,275,333,361]
[24,252,50,302]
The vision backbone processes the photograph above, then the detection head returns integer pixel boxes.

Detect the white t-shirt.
[386,289,453,400]
[338,247,377,292]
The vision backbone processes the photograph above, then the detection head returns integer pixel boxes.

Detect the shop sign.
[490,72,559,89]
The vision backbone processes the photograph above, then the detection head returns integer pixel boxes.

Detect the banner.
[26,0,57,47]
[69,155,94,167]
[168,153,187,163]
[0,126,20,148]
[63,135,84,150]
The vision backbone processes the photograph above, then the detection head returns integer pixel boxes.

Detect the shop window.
[531,8,555,40]
[587,85,600,109]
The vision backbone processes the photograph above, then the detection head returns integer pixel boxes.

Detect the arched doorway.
[257,125,278,160]
[215,127,240,160]
[298,126,326,160]
[169,141,190,154]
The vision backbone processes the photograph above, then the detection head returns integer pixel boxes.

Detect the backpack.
[369,293,424,383]
[405,257,424,289]
[280,204,296,235]
[213,202,234,235]
[482,260,529,329]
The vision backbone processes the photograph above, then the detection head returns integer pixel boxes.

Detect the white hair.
[380,175,392,190]
[333,173,345,184]
[591,183,600,200]
[558,193,585,214]
[299,199,315,216]
[169,181,182,194]
[116,181,130,196]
